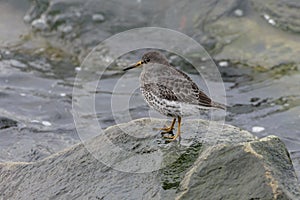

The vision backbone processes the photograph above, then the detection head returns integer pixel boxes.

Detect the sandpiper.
[123,51,225,141]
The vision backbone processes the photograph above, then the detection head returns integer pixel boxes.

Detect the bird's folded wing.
[142,83,178,101]
[142,78,213,108]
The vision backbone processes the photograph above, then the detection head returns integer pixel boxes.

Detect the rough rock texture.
[251,0,300,33]
[22,0,300,68]
[176,137,300,200]
[0,118,299,199]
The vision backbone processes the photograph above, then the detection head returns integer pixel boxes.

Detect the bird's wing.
[142,77,213,108]
[171,67,226,109]
[142,83,178,102]
[141,63,223,109]
[172,77,226,109]
[159,77,213,107]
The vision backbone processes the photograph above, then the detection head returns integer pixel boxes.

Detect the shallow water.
[0,0,299,181]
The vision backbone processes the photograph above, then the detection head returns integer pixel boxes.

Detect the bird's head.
[123,51,169,71]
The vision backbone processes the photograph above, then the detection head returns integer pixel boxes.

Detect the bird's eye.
[145,58,150,63]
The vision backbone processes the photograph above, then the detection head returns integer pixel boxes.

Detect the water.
[0,0,299,180]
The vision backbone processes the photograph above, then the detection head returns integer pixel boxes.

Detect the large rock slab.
[0,118,299,199]
[177,136,300,199]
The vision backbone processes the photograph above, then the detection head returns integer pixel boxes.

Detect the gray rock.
[177,136,300,200]
[10,59,27,69]
[92,13,105,22]
[251,0,300,33]
[57,24,73,34]
[0,118,299,199]
[22,0,300,68]
[234,9,244,17]
[0,117,17,129]
[31,17,49,31]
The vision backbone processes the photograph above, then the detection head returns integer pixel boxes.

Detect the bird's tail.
[211,101,227,110]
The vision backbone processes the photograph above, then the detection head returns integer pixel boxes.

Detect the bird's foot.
[163,134,181,142]
[160,126,174,132]
[163,135,175,139]
[160,129,174,136]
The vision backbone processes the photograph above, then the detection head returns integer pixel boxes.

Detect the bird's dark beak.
[123,60,143,71]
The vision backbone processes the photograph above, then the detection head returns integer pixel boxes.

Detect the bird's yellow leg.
[160,118,176,132]
[164,117,181,141]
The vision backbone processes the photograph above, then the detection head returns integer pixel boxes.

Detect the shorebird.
[123,51,225,141]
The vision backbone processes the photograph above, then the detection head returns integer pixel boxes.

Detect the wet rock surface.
[0,118,299,199]
[20,0,300,67]
[0,49,79,162]
[251,0,300,33]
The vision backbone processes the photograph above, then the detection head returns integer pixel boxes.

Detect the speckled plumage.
[139,51,224,117]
